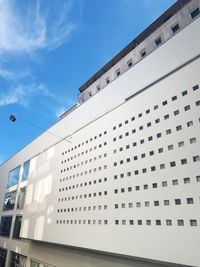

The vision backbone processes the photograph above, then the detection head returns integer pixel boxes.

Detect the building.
[0,0,200,266]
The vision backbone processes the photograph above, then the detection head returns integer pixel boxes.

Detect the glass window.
[17,188,26,210]
[0,216,12,237]
[3,191,17,211]
[7,166,20,188]
[191,8,200,19]
[22,160,30,181]
[10,252,26,267]
[13,216,22,239]
[0,247,7,266]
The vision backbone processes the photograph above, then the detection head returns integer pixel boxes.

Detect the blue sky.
[0,0,176,164]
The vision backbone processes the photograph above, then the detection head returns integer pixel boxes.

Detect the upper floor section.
[76,0,200,105]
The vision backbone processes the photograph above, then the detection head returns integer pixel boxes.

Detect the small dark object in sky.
[10,114,16,122]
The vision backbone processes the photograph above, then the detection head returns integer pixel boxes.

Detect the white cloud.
[0,0,76,55]
[0,83,58,107]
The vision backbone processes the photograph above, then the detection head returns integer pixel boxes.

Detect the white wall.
[0,13,200,267]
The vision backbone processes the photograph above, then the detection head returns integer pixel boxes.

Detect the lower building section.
[0,240,194,267]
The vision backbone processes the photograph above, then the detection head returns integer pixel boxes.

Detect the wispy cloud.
[0,0,79,111]
[0,0,76,55]
[0,83,58,107]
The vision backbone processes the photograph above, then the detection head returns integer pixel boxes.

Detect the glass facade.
[10,252,26,267]
[3,191,17,211]
[7,166,20,188]
[0,216,12,237]
[31,260,54,267]
[22,160,30,182]
[0,247,7,267]
[13,216,22,239]
[17,187,26,210]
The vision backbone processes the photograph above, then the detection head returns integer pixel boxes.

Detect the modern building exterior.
[0,0,200,266]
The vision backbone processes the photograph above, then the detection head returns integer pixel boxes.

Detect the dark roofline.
[79,0,191,93]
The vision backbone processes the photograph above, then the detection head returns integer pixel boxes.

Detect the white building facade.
[0,0,200,266]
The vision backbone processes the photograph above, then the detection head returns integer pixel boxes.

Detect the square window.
[152,183,157,188]
[187,198,194,204]
[138,113,142,118]
[141,153,146,158]
[164,200,170,206]
[174,110,179,116]
[136,202,141,207]
[166,129,171,135]
[172,95,177,101]
[138,220,142,225]
[140,139,144,144]
[128,186,132,192]
[183,177,190,184]
[154,200,159,206]
[181,158,187,165]
[154,105,159,110]
[160,164,165,169]
[155,37,161,46]
[166,219,172,226]
[158,147,164,153]
[147,122,151,127]
[145,201,150,207]
[131,116,135,121]
[182,90,188,96]
[128,202,133,208]
[139,126,143,131]
[125,120,128,124]
[172,179,178,185]
[171,23,179,33]
[146,220,151,225]
[184,105,190,111]
[129,220,134,225]
[178,141,184,148]
[177,219,184,226]
[168,144,174,150]
[190,137,196,144]
[193,155,200,162]
[162,181,167,187]
[148,136,153,141]
[175,199,181,205]
[127,60,132,68]
[156,220,161,226]
[132,129,136,134]
[106,78,110,84]
[162,100,167,106]
[190,219,197,226]
[140,49,146,57]
[151,166,156,171]
[193,84,199,91]
[134,184,140,191]
[176,125,182,131]
[155,118,160,124]
[187,121,193,127]
[146,109,150,114]
[191,8,200,19]
[196,100,200,106]
[149,151,154,156]
[164,114,169,120]
[170,161,176,167]
[116,69,120,76]
[157,133,162,139]
[144,184,148,190]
